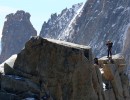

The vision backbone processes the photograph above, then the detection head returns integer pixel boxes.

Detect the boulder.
[13,36,98,100]
[1,75,40,96]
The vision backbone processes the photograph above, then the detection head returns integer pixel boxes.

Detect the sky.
[0,0,86,37]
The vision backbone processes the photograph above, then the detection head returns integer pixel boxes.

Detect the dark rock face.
[13,36,95,100]
[0,10,37,63]
[0,36,99,100]
[61,0,130,58]
[40,3,83,39]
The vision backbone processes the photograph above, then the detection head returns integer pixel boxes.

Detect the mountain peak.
[0,10,37,63]
[5,10,30,22]
[40,3,83,39]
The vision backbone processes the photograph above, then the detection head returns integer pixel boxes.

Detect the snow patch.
[97,0,100,3]
[103,83,107,91]
[113,6,124,13]
[0,54,17,73]
[112,24,116,27]
[116,6,124,10]
[99,68,104,74]
[58,1,87,40]
[124,7,130,12]
[95,10,98,12]
[99,54,124,60]
[46,38,91,49]
[112,53,124,59]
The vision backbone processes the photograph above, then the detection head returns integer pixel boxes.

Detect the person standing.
[106,40,113,58]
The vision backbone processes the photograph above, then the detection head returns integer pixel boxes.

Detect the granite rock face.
[0,36,129,100]
[40,3,83,39]
[99,55,130,100]
[13,36,95,100]
[0,10,37,64]
[61,0,130,57]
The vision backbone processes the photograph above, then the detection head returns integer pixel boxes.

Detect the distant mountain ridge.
[1,0,130,68]
[57,0,130,57]
[40,3,83,39]
[40,0,130,67]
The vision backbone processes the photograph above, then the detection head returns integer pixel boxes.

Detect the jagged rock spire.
[0,10,37,63]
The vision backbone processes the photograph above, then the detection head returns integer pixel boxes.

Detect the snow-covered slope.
[58,3,85,40]
[39,3,83,39]
[40,0,130,67]
[58,0,130,59]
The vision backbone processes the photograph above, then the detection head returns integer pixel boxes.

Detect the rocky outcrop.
[40,3,83,39]
[0,10,37,64]
[0,36,95,100]
[99,55,130,100]
[0,36,129,100]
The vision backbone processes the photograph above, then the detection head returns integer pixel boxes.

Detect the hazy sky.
[0,0,86,36]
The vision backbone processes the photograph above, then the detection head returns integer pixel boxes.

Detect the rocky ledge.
[98,55,130,100]
[0,36,129,100]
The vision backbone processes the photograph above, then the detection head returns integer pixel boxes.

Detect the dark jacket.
[106,41,113,49]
